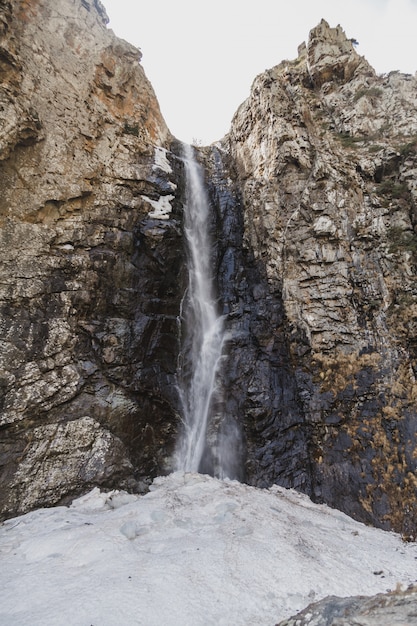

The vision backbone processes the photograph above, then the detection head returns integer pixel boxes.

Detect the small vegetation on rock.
[368,144,383,153]
[353,87,383,102]
[376,179,409,200]
[398,137,417,159]
[387,226,417,254]
[123,122,140,136]
[338,133,364,148]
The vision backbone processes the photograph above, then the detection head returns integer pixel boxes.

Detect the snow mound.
[1,472,416,625]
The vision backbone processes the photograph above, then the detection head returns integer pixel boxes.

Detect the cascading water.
[175,143,226,474]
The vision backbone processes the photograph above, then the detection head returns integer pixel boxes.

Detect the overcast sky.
[102,0,417,145]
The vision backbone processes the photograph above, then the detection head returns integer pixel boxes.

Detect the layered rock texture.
[1,1,417,540]
[0,0,183,516]
[217,19,417,537]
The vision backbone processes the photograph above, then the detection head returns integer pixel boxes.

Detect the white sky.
[1,472,417,625]
[102,0,417,144]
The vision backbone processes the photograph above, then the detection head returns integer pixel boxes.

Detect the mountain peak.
[306,19,373,86]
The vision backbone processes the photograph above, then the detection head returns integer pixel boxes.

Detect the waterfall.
[175,143,226,474]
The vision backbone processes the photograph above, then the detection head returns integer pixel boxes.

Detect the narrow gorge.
[1,0,417,542]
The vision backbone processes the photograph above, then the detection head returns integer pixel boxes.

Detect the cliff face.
[223,19,417,536]
[1,3,417,538]
[0,0,184,517]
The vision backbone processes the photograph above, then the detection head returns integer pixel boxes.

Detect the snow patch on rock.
[153,146,173,174]
[142,194,175,220]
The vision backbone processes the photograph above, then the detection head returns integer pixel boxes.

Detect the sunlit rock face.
[223,18,417,536]
[0,0,184,517]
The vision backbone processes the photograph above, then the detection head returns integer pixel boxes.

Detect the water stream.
[175,143,226,474]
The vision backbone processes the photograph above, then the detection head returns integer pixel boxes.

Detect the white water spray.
[175,143,226,473]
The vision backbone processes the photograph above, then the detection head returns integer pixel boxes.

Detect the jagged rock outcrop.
[278,585,417,626]
[221,19,417,536]
[0,0,184,517]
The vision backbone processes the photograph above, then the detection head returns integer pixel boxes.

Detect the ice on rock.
[142,194,174,220]
[152,146,173,174]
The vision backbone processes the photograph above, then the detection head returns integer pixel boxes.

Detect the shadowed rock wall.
[201,145,312,491]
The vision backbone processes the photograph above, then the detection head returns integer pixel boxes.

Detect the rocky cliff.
[1,2,417,539]
[219,19,417,537]
[0,0,185,517]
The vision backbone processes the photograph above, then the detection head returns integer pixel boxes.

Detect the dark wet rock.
[200,145,312,490]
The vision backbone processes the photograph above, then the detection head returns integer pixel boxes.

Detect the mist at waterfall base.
[175,144,241,479]
[2,472,417,626]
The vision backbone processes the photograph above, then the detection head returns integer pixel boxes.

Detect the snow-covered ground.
[1,472,416,626]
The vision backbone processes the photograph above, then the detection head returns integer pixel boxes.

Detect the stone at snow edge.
[277,585,417,626]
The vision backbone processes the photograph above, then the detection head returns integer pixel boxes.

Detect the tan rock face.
[226,20,417,536]
[0,0,183,517]
[307,19,367,86]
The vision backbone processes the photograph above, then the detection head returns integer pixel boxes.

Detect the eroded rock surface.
[0,0,184,517]
[219,19,417,536]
